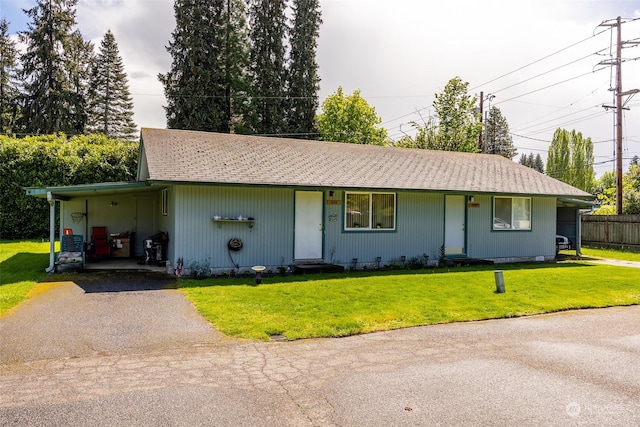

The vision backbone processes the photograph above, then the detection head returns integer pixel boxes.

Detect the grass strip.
[579,246,640,262]
[179,262,640,341]
[0,240,52,316]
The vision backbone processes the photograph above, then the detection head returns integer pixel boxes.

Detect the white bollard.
[494,270,505,293]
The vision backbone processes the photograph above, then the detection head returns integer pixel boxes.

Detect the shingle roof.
[140,127,591,197]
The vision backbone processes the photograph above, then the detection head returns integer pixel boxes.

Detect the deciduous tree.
[432,77,481,152]
[402,77,481,152]
[547,128,594,192]
[593,165,640,214]
[317,87,387,145]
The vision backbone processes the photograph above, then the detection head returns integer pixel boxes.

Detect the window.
[345,192,395,230]
[493,197,531,230]
[161,188,168,215]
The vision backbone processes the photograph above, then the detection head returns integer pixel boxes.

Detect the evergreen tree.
[482,106,516,158]
[518,152,545,173]
[19,0,87,135]
[249,0,287,135]
[66,29,94,134]
[0,19,20,135]
[518,152,531,167]
[160,0,252,133]
[534,153,545,173]
[286,0,322,138]
[222,0,254,134]
[87,30,137,139]
[160,0,225,131]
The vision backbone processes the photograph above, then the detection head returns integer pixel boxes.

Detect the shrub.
[0,134,138,239]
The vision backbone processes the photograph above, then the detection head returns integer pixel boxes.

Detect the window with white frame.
[345,192,396,230]
[493,197,531,230]
[161,188,168,216]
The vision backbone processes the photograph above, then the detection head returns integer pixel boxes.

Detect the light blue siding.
[466,195,556,259]
[169,185,558,270]
[324,191,444,267]
[172,185,294,271]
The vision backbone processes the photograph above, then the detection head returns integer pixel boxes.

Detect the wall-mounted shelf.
[212,219,255,230]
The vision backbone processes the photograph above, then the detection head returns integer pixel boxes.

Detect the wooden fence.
[581,215,640,250]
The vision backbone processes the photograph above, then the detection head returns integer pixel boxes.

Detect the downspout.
[46,192,56,273]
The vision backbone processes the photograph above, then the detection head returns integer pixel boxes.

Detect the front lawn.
[179,262,640,341]
[0,240,52,316]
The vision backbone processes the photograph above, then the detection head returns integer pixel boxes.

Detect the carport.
[26,181,167,273]
[557,198,595,256]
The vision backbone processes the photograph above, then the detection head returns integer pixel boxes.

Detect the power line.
[521,111,609,136]
[469,27,611,92]
[489,49,607,96]
[493,67,609,106]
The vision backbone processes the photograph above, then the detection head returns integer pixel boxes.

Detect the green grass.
[0,240,53,316]
[580,246,640,262]
[179,262,640,341]
[2,241,640,340]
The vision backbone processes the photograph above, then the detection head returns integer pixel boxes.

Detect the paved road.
[1,273,639,426]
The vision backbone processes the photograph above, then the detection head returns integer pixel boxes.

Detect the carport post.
[46,192,56,273]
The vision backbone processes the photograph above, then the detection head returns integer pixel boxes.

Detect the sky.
[2,0,640,176]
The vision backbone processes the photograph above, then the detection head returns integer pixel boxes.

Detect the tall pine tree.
[87,30,137,139]
[66,29,94,134]
[286,0,322,138]
[222,0,254,134]
[249,0,287,135]
[19,0,88,135]
[160,0,225,131]
[482,106,516,158]
[518,152,545,173]
[0,19,20,135]
[160,0,252,133]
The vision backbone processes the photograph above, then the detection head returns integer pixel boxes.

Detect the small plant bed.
[178,262,640,341]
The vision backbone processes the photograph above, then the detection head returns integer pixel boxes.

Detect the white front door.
[444,195,466,256]
[294,191,323,260]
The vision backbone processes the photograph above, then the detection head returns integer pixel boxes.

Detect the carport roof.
[26,181,157,199]
[139,127,593,198]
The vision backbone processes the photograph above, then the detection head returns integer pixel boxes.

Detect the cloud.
[76,0,174,128]
[7,0,640,173]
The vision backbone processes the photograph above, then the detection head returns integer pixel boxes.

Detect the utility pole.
[599,17,640,214]
[477,92,494,153]
[478,91,484,152]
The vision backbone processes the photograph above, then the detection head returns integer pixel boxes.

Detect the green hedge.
[0,134,138,239]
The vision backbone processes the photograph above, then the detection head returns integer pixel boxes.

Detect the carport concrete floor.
[1,272,639,426]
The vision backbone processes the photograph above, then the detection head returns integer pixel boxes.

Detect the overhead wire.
[468,26,612,92]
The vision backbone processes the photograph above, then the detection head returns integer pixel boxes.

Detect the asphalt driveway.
[0,272,224,362]
[1,272,640,426]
